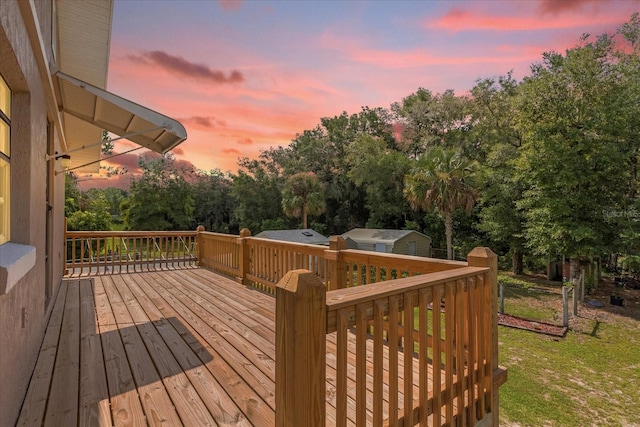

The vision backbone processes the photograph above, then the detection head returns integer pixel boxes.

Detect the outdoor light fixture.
[59,154,72,168]
[47,153,72,175]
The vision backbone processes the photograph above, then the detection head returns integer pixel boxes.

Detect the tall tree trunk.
[302,206,308,229]
[512,248,523,275]
[445,211,453,260]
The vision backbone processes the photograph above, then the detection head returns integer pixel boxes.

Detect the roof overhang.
[53,70,187,171]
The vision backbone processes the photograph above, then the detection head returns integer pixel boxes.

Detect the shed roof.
[341,228,430,244]
[255,229,329,245]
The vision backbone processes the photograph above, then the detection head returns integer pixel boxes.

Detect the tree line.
[67,16,640,275]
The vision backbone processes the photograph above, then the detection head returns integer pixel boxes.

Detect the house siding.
[0,2,66,425]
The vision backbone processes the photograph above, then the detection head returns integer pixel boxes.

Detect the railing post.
[325,236,346,290]
[196,225,205,266]
[238,228,251,285]
[467,247,499,426]
[275,270,326,427]
[64,218,68,275]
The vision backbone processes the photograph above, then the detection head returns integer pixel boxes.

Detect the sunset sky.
[89,0,639,187]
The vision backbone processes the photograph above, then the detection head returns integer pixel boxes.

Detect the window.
[0,74,10,244]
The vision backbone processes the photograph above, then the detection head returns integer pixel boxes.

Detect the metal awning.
[53,70,187,171]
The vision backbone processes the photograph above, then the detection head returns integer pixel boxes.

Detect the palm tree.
[282,172,326,229]
[404,148,477,260]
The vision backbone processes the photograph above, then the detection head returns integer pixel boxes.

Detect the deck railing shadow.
[18,277,217,426]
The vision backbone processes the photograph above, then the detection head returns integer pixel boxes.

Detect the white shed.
[341,228,432,257]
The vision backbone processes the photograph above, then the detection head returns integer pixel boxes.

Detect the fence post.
[573,280,578,316]
[275,270,326,427]
[325,236,347,290]
[499,281,505,314]
[238,228,251,285]
[562,286,569,327]
[467,247,499,426]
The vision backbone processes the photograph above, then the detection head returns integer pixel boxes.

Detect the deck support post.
[468,247,499,427]
[238,228,251,285]
[275,270,326,427]
[196,225,205,266]
[325,236,347,290]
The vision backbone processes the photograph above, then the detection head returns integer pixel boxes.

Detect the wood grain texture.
[20,253,501,427]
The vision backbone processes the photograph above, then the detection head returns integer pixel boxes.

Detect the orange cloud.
[237,138,253,145]
[222,148,241,155]
[179,116,227,130]
[127,50,244,84]
[172,147,185,155]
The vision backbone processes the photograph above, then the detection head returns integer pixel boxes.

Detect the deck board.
[79,278,111,427]
[44,279,80,427]
[16,278,69,427]
[18,269,455,427]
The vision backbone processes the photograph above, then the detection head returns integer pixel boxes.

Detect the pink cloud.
[172,147,184,155]
[237,138,253,145]
[77,174,132,191]
[537,0,597,15]
[104,152,143,174]
[217,0,241,12]
[427,7,622,32]
[127,50,244,84]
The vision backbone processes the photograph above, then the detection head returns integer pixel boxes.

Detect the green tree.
[346,134,411,228]
[470,74,528,273]
[64,172,83,216]
[404,148,477,259]
[122,154,194,230]
[286,109,393,233]
[192,169,236,233]
[66,193,111,231]
[392,88,472,158]
[231,155,286,233]
[514,31,633,282]
[281,172,326,229]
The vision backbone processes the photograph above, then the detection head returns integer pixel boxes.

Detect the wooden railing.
[197,229,469,293]
[65,226,505,425]
[275,248,506,427]
[64,230,198,276]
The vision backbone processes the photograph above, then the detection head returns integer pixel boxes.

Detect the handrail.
[64,229,198,276]
[325,266,487,331]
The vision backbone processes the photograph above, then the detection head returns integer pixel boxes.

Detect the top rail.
[325,265,488,332]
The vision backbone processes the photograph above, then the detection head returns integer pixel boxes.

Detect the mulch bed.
[498,313,568,337]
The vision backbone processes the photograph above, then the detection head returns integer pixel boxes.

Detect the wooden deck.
[17,268,476,427]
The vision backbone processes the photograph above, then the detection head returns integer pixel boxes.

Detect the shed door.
[375,243,386,253]
[407,241,417,256]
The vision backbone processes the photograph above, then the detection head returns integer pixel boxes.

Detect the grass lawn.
[498,273,640,426]
[110,222,126,231]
